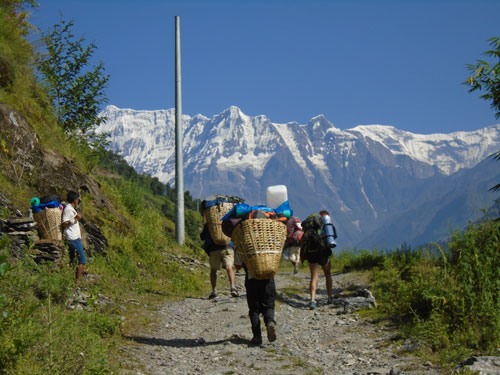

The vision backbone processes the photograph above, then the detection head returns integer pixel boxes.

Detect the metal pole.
[175,16,185,245]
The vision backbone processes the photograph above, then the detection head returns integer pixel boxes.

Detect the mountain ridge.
[97,105,500,248]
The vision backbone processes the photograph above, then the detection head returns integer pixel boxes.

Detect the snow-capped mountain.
[98,105,500,248]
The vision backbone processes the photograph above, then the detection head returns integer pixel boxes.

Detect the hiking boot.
[266,321,277,342]
[293,263,299,274]
[309,301,317,310]
[249,336,262,346]
[327,295,334,305]
[208,290,217,299]
[230,286,239,297]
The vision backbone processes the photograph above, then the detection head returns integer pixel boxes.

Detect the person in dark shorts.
[243,264,277,346]
[300,216,335,310]
[62,191,86,286]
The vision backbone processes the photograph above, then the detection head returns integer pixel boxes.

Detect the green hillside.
[0,2,207,373]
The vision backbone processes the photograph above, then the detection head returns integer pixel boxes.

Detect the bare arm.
[61,213,82,228]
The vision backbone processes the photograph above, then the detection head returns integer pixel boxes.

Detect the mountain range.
[97,105,500,249]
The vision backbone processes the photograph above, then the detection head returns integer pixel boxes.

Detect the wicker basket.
[34,208,62,241]
[231,219,287,280]
[203,202,234,245]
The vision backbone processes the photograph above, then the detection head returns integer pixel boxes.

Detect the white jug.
[266,185,288,208]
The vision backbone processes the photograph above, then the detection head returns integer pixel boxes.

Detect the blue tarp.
[221,201,293,221]
[31,200,61,213]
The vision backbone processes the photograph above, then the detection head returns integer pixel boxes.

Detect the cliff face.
[0,104,125,254]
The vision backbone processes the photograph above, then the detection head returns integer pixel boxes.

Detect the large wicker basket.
[34,207,62,241]
[203,202,234,245]
[231,219,287,280]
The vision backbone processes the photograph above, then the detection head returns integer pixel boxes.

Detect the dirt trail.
[119,270,442,375]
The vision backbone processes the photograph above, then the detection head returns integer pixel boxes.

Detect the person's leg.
[289,246,300,273]
[234,249,243,273]
[225,265,238,295]
[210,269,217,290]
[260,279,276,324]
[309,262,320,307]
[260,278,277,342]
[208,250,222,298]
[226,265,235,286]
[76,264,84,286]
[322,260,333,300]
[245,277,262,345]
[222,248,238,296]
[68,242,76,265]
[70,239,87,287]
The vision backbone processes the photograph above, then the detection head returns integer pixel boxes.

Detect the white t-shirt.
[62,204,81,240]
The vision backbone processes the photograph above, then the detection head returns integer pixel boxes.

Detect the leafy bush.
[371,221,500,365]
[447,221,500,351]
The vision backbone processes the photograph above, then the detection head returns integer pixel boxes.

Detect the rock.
[329,288,377,313]
[30,239,65,264]
[81,219,108,256]
[343,297,377,313]
[389,366,401,375]
[400,339,421,352]
[0,216,40,256]
[457,356,500,375]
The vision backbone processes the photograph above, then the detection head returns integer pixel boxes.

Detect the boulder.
[330,288,377,313]
[457,356,500,375]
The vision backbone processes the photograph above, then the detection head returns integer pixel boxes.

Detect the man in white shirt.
[62,191,86,286]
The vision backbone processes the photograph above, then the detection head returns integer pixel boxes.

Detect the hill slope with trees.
[0,1,206,373]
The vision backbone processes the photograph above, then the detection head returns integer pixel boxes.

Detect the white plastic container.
[266,185,288,208]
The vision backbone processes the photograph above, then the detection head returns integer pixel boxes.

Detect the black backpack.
[301,213,323,232]
[300,213,329,256]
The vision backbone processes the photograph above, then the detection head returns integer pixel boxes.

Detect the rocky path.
[119,270,443,375]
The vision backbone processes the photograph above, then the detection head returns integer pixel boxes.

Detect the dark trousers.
[245,275,276,338]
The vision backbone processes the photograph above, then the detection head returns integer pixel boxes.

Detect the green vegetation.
[0,1,208,373]
[0,238,9,319]
[465,36,500,192]
[332,248,386,272]
[0,251,119,374]
[37,15,110,150]
[338,222,500,367]
[465,36,500,120]
[97,149,203,242]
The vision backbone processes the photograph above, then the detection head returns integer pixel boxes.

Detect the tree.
[465,37,500,191]
[37,16,109,148]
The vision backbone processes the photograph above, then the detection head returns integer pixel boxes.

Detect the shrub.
[371,221,500,365]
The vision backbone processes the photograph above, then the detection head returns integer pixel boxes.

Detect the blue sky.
[31,0,500,134]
